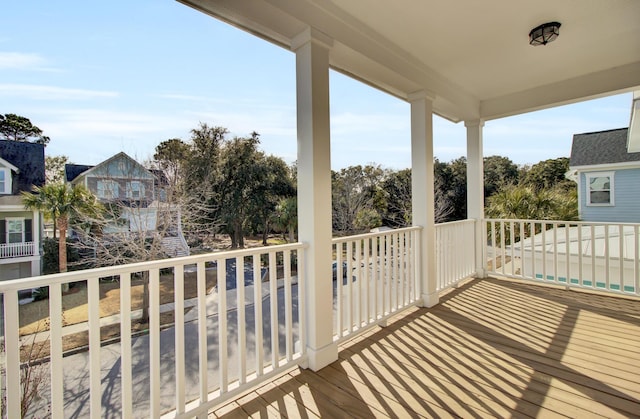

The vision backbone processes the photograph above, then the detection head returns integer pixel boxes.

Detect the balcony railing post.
[475,219,487,278]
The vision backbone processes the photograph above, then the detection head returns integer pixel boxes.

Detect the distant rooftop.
[65,163,94,182]
[65,161,168,187]
[0,140,45,194]
[569,128,640,167]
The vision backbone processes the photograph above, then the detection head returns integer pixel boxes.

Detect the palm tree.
[274,196,297,243]
[22,183,102,273]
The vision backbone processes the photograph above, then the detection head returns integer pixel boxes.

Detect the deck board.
[212,277,640,418]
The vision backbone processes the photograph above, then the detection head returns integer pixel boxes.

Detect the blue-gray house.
[569,128,640,223]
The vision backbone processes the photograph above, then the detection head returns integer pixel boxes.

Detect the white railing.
[332,226,421,343]
[16,219,636,417]
[0,241,36,258]
[485,219,640,297]
[0,243,305,418]
[435,219,476,291]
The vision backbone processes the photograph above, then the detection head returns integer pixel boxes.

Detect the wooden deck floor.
[211,277,640,418]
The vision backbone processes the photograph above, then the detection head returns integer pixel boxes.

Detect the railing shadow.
[221,277,640,418]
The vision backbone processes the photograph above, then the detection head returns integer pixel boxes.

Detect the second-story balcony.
[0,220,638,418]
[0,242,36,260]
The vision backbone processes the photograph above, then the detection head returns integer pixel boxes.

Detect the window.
[586,172,614,206]
[0,168,9,194]
[97,180,120,199]
[127,181,144,199]
[6,218,24,243]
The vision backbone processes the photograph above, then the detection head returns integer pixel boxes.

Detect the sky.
[0,1,634,170]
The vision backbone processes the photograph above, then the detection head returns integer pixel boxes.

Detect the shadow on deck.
[210,277,640,418]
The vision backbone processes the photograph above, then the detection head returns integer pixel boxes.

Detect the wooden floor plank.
[290,368,390,418]
[443,296,640,348]
[318,364,428,418]
[415,311,640,389]
[373,324,640,415]
[216,277,640,419]
[254,380,321,419]
[345,336,630,419]
[334,348,531,418]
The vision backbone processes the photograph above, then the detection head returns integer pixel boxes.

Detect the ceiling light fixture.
[529,22,561,46]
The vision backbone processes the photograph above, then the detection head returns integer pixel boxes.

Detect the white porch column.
[32,210,41,276]
[410,91,438,307]
[465,120,487,278]
[292,28,337,371]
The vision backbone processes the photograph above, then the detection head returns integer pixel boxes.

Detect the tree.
[184,123,226,190]
[273,196,297,242]
[483,155,520,198]
[153,138,190,194]
[521,157,573,190]
[45,155,69,185]
[250,154,296,245]
[449,157,469,219]
[22,183,102,273]
[354,208,382,231]
[438,157,467,221]
[486,184,578,221]
[377,168,412,228]
[332,164,385,234]
[182,124,227,241]
[0,113,50,145]
[216,133,263,248]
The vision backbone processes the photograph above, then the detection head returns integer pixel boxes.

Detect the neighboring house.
[65,152,189,257]
[569,127,640,223]
[0,140,44,280]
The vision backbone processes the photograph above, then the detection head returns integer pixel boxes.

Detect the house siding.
[580,168,640,223]
[0,261,33,281]
[86,176,154,201]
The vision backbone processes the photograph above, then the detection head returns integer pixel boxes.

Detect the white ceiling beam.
[480,61,640,120]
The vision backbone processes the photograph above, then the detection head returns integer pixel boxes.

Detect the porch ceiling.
[179,0,640,122]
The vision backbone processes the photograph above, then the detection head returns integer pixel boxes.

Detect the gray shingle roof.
[569,128,640,167]
[0,140,45,194]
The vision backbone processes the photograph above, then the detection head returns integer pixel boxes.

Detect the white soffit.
[179,0,640,122]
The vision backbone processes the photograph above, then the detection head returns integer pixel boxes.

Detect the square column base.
[419,292,439,308]
[304,342,338,371]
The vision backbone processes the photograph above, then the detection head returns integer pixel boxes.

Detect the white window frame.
[0,168,11,194]
[97,179,120,199]
[6,217,24,244]
[127,181,144,199]
[585,171,615,206]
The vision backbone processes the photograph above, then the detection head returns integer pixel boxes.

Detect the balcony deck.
[210,277,640,418]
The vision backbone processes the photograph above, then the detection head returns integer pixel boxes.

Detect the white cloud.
[0,52,61,71]
[187,108,296,138]
[0,84,118,100]
[0,52,46,70]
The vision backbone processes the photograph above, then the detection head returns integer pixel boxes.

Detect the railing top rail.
[0,242,306,292]
[435,219,477,227]
[483,218,640,227]
[331,226,422,244]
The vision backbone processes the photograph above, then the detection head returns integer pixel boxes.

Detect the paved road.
[24,275,381,418]
[27,283,300,419]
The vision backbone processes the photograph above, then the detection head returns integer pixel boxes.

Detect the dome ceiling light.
[529,22,562,46]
